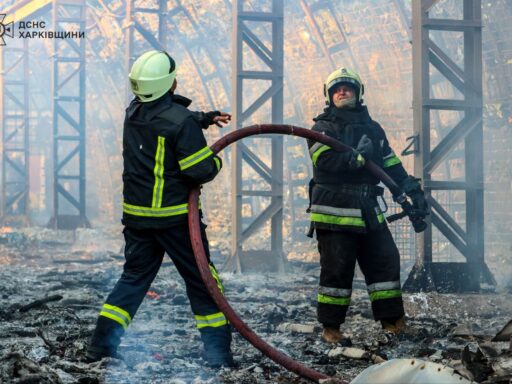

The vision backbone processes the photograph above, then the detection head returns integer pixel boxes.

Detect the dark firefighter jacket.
[307,105,408,233]
[122,92,222,229]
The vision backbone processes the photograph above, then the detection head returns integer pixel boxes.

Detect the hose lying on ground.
[188,124,413,383]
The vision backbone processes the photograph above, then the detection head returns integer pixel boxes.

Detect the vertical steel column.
[0,38,30,225]
[463,0,486,283]
[230,0,284,273]
[49,0,88,229]
[406,0,493,291]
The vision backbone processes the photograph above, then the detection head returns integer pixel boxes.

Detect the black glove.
[347,134,374,170]
[401,176,429,220]
[203,111,221,128]
[356,134,374,160]
[347,150,366,170]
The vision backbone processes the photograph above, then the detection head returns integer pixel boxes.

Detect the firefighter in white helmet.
[307,67,428,344]
[86,50,235,368]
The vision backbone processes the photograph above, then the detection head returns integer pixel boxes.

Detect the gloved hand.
[347,134,373,170]
[211,111,231,128]
[347,150,366,170]
[401,176,429,220]
[355,134,374,160]
[200,111,231,129]
[409,191,429,220]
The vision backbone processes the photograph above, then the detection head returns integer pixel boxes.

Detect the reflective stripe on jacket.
[307,105,408,233]
[122,93,221,229]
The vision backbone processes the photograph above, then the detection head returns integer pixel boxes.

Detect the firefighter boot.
[85,317,125,363]
[321,326,342,343]
[200,325,236,368]
[380,316,406,334]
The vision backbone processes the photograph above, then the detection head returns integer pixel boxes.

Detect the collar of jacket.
[170,93,192,108]
[313,105,372,124]
[127,92,193,121]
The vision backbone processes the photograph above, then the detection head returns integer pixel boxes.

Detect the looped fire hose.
[187,124,409,383]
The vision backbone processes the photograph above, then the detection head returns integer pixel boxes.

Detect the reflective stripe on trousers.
[99,303,132,330]
[367,280,402,302]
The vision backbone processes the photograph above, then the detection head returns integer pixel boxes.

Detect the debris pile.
[0,228,511,383]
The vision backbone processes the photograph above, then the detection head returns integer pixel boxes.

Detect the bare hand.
[213,112,231,128]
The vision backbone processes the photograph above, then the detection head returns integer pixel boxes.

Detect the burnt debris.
[0,228,511,383]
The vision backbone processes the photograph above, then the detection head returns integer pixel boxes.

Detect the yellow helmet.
[323,67,364,105]
[128,50,177,102]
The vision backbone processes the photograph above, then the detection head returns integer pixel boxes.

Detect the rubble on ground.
[0,228,511,383]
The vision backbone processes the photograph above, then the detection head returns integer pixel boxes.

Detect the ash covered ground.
[0,228,511,384]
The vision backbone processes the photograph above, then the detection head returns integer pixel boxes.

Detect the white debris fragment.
[328,347,386,364]
[54,368,75,384]
[492,355,512,377]
[328,347,366,359]
[428,349,443,361]
[27,346,49,362]
[350,358,475,383]
[276,322,315,334]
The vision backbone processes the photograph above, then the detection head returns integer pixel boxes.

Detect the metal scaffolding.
[124,0,230,107]
[229,0,284,273]
[48,0,89,229]
[0,38,30,225]
[405,0,494,291]
[166,0,231,112]
[299,0,356,70]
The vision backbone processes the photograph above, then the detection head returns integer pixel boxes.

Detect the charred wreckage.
[1,126,511,384]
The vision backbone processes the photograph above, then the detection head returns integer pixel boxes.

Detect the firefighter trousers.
[316,225,405,328]
[89,223,231,357]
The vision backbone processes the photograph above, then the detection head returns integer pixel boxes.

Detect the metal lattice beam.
[405,0,494,291]
[124,0,230,110]
[0,39,30,224]
[229,0,284,273]
[299,0,356,70]
[166,0,231,111]
[48,0,89,229]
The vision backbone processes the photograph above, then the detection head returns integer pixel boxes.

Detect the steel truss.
[405,0,494,291]
[229,0,284,273]
[299,0,356,69]
[48,0,89,229]
[0,38,30,225]
[124,0,229,107]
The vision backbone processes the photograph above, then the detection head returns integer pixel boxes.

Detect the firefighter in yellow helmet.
[307,67,428,343]
[86,50,235,367]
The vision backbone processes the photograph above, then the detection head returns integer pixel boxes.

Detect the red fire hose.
[188,124,405,383]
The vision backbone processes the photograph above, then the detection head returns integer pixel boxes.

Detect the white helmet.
[128,50,177,102]
[324,67,364,105]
